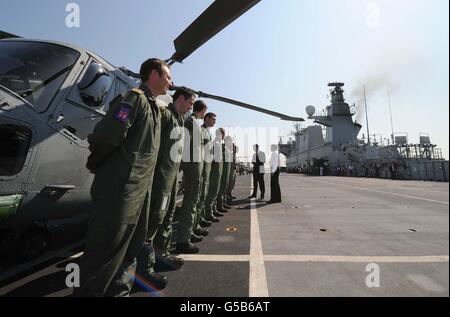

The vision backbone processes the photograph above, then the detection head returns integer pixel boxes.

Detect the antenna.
[363,85,370,145]
[388,90,395,145]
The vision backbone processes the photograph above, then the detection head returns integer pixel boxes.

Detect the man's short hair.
[218,127,225,138]
[193,100,207,113]
[204,112,216,120]
[172,87,195,102]
[140,58,170,82]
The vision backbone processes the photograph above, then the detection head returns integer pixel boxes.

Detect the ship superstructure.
[279,83,448,181]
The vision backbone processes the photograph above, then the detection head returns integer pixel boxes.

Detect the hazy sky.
[1,0,448,160]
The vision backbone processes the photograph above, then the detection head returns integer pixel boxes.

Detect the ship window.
[0,124,32,176]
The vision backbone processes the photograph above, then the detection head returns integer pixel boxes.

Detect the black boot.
[155,254,184,271]
[194,227,209,237]
[190,233,203,243]
[205,215,220,223]
[140,272,168,289]
[200,218,212,227]
[175,242,199,254]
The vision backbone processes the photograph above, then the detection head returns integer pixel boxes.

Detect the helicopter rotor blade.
[198,91,305,122]
[171,86,304,122]
[0,30,21,40]
[168,0,260,64]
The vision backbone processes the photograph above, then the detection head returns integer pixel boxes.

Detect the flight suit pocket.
[149,189,171,228]
[123,155,152,198]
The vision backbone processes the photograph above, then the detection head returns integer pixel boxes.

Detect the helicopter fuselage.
[0,39,138,258]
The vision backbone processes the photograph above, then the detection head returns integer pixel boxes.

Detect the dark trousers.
[251,171,265,197]
[270,168,281,203]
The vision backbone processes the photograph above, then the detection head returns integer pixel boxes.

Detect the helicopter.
[0,0,304,261]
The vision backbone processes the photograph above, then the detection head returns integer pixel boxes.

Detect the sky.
[1,0,448,161]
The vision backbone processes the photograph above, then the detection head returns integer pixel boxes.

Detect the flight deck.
[0,174,448,297]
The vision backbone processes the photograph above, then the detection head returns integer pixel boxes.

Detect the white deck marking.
[248,176,269,297]
[263,255,449,263]
[180,255,250,261]
[69,252,84,259]
[308,178,449,205]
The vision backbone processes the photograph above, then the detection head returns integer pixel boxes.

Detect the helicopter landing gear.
[16,228,49,261]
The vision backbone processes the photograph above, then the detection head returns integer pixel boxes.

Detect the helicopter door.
[48,59,115,147]
[21,60,118,232]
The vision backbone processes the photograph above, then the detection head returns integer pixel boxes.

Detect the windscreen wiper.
[15,64,74,98]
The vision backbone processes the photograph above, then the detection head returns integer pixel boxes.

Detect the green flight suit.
[193,125,213,231]
[75,85,161,297]
[226,146,237,196]
[137,103,184,275]
[203,139,223,218]
[175,114,204,243]
[217,144,232,210]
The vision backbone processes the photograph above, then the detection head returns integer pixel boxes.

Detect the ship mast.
[363,85,370,145]
[388,90,395,145]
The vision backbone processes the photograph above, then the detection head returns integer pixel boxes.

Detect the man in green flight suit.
[216,135,234,213]
[74,58,171,297]
[225,143,238,204]
[192,112,217,237]
[203,128,225,222]
[136,87,195,289]
[174,100,208,254]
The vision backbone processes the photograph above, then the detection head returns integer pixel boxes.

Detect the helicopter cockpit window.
[0,41,80,113]
[0,124,32,177]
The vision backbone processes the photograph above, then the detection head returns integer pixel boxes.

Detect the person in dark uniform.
[389,163,397,180]
[74,58,171,297]
[249,144,265,200]
[268,144,281,204]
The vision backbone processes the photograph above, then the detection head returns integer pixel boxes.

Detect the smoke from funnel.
[351,75,398,123]
[350,45,425,123]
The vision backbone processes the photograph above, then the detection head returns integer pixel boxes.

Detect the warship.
[279,83,449,182]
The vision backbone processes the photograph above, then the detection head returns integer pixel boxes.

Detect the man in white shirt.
[268,144,281,204]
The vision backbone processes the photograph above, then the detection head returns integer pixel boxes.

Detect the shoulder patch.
[131,88,145,95]
[115,104,132,122]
